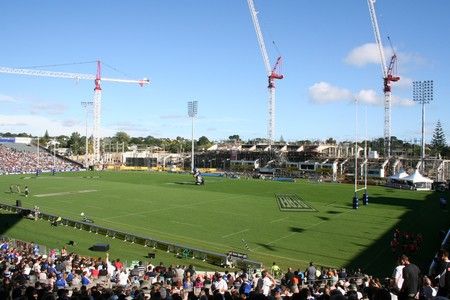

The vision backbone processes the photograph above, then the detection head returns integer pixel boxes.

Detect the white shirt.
[119,271,129,286]
[393,265,404,290]
[23,265,31,275]
[262,276,273,296]
[215,278,228,293]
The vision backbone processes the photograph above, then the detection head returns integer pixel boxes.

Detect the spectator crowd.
[0,144,80,175]
[0,239,449,300]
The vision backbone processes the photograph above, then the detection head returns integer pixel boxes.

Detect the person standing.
[271,262,281,278]
[306,262,317,285]
[436,249,450,298]
[392,257,405,294]
[24,186,29,198]
[260,270,276,296]
[399,255,420,300]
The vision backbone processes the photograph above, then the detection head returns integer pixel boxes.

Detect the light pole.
[36,137,40,174]
[188,101,198,172]
[81,101,93,169]
[413,80,434,173]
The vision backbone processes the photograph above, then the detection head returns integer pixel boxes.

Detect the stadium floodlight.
[413,80,434,173]
[188,101,198,172]
[81,101,93,169]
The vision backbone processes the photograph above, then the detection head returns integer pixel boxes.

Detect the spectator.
[435,249,450,298]
[306,262,317,284]
[399,255,420,300]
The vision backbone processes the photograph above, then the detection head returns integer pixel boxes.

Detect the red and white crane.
[0,60,149,165]
[367,0,400,158]
[247,0,283,146]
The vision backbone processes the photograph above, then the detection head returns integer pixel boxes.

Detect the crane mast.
[0,61,149,166]
[367,0,399,158]
[247,0,283,146]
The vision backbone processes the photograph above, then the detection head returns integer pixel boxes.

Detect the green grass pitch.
[0,171,448,276]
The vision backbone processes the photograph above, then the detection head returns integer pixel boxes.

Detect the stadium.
[0,135,449,295]
[1,0,450,299]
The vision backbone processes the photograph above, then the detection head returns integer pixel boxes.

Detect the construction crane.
[0,60,149,165]
[247,0,284,146]
[367,0,400,158]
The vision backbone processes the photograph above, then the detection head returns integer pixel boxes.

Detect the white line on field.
[34,190,98,197]
[270,217,289,223]
[171,221,201,228]
[221,228,249,239]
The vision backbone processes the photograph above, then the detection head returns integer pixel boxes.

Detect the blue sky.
[0,0,448,143]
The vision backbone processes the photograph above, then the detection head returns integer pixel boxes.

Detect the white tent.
[403,170,433,191]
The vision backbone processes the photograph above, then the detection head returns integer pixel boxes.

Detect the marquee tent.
[402,170,434,191]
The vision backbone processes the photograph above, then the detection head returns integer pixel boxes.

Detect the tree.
[41,130,50,146]
[431,120,447,156]
[197,136,212,150]
[113,131,131,149]
[325,137,336,145]
[67,132,82,155]
[144,135,159,146]
[228,135,240,142]
[56,135,69,148]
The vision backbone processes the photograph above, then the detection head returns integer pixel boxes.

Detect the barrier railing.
[0,202,262,270]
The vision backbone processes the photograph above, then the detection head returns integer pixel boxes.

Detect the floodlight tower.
[188,101,198,172]
[413,80,434,173]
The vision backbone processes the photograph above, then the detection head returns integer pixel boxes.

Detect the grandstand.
[0,139,81,175]
[191,142,450,186]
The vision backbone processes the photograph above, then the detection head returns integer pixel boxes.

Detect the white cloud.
[62,119,81,127]
[344,43,382,66]
[392,95,415,107]
[356,89,381,105]
[30,102,67,115]
[309,82,414,107]
[0,94,17,103]
[308,82,353,104]
[0,115,72,135]
[345,43,427,73]
[0,114,124,137]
